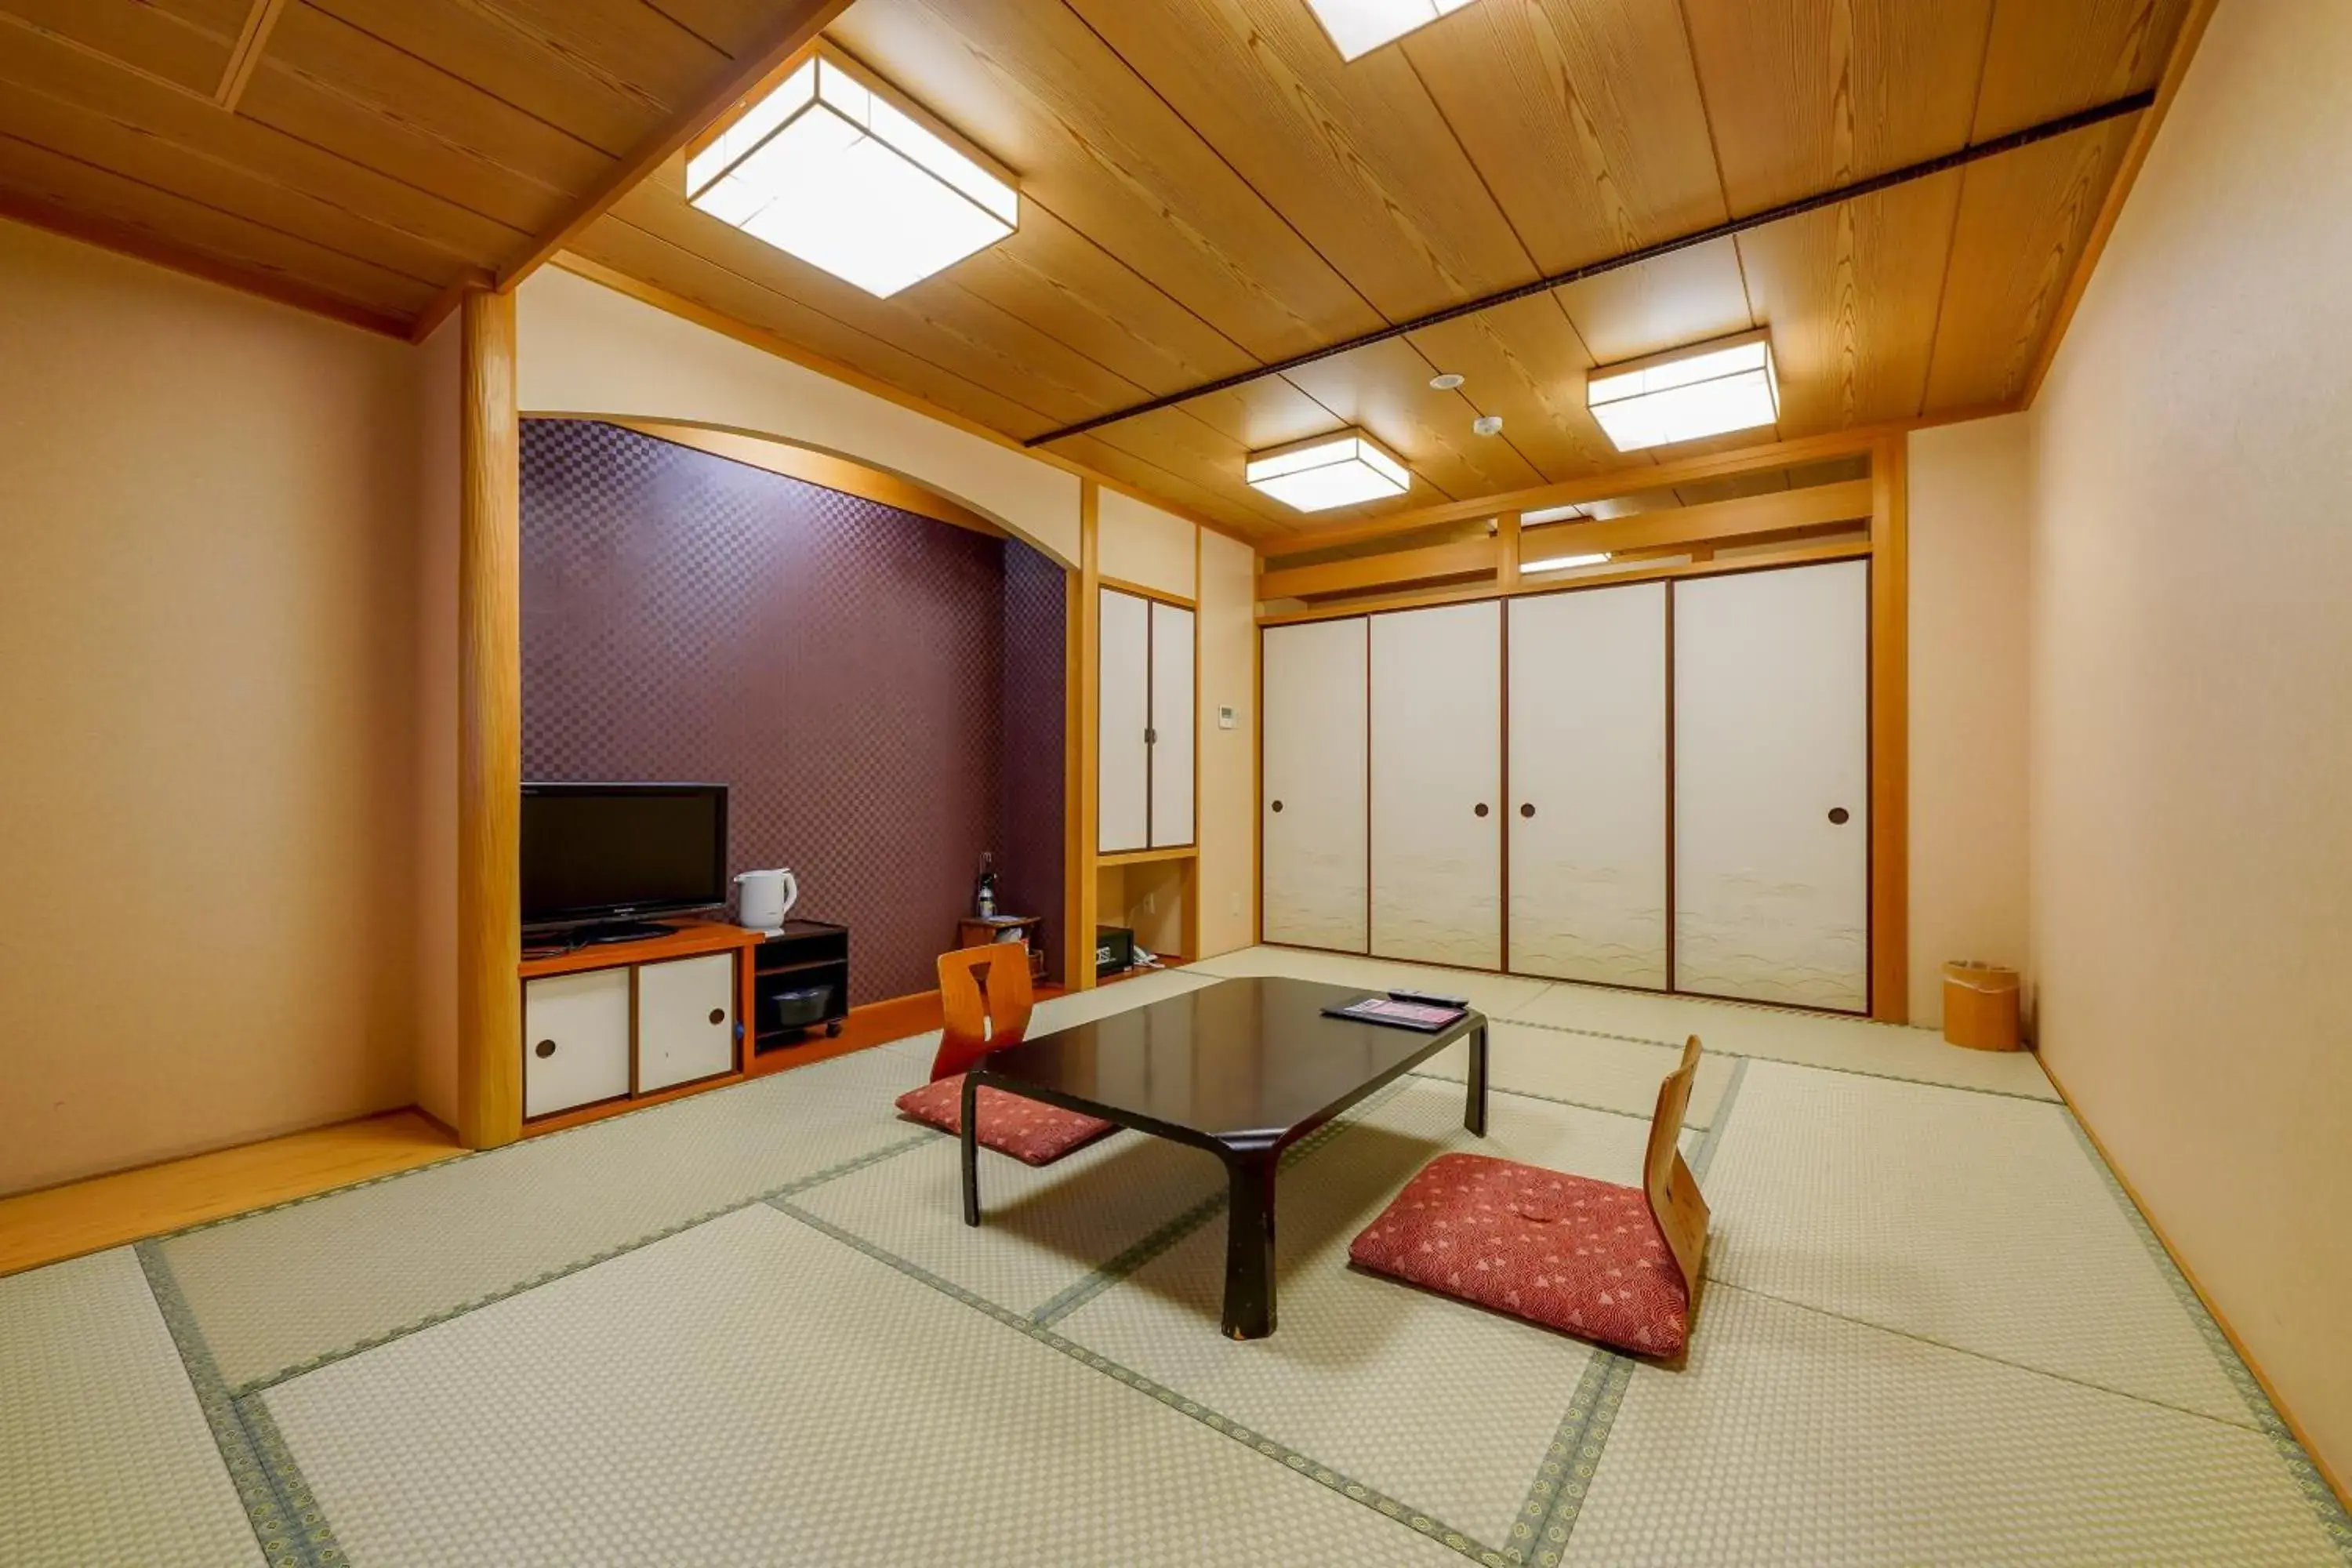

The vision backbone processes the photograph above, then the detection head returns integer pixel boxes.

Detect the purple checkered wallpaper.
[520,419,1066,1003]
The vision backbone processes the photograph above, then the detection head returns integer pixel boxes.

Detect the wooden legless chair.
[1642,1036,1711,1316]
[929,942,1034,1080]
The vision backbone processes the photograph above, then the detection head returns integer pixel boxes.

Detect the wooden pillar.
[1494,510,1522,592]
[459,287,522,1148]
[1069,484,1102,989]
[1867,434,1910,1025]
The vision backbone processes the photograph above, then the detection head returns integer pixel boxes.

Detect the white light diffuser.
[686,45,1018,299]
[1522,551,1613,573]
[1245,429,1411,512]
[1305,0,1481,61]
[1587,331,1780,452]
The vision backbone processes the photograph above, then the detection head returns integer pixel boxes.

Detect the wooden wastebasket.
[1942,961,2022,1051]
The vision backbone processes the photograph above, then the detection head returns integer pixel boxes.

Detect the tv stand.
[570,918,678,946]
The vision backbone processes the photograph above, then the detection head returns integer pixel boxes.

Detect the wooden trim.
[1073,485,1102,989]
[493,2,858,294]
[2022,0,2220,406]
[1867,436,1910,1024]
[1256,541,1874,625]
[1186,524,1204,964]
[1258,538,1497,601]
[517,920,760,980]
[1494,512,1523,593]
[1098,574,1196,610]
[215,0,289,111]
[1062,563,1083,988]
[1099,844,1199,869]
[0,191,409,339]
[2040,1055,2352,1516]
[1251,552,1265,947]
[538,253,1255,554]
[458,288,523,1151]
[1525,478,1873,561]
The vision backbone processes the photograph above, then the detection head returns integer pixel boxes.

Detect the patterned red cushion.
[1349,1152,1690,1357]
[895,1075,1116,1167]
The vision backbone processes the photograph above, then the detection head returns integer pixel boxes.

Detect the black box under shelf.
[753,920,850,1049]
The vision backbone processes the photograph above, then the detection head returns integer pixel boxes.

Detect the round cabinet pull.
[708,1007,726,1025]
[1473,803,1490,818]
[1828,807,1851,826]
[1519,803,1536,818]
[533,1039,557,1058]
[1270,800,1284,813]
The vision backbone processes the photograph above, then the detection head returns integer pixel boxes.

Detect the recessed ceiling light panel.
[1245,429,1411,512]
[1587,329,1780,451]
[1305,0,1482,62]
[686,43,1018,299]
[1522,550,1613,573]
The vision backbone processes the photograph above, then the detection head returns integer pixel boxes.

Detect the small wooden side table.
[956,915,1046,980]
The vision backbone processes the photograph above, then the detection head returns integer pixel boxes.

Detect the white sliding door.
[1674,561,1870,1011]
[1371,601,1502,967]
[1508,584,1668,988]
[1262,617,1368,952]
[1098,588,1150,854]
[1149,601,1195,847]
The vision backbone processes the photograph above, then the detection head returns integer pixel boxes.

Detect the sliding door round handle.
[708,1007,726,1025]
[1473,803,1490,818]
[1828,807,1851,826]
[533,1039,557,1058]
[1519,803,1536,818]
[1270,800,1284,813]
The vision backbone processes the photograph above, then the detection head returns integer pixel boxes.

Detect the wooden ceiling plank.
[1060,0,1538,321]
[1550,235,1756,367]
[0,0,239,97]
[1403,0,1732,272]
[1968,0,2190,139]
[826,0,1377,363]
[216,0,288,110]
[429,0,729,120]
[564,215,1060,439]
[0,130,437,314]
[1276,336,1548,503]
[609,178,1148,426]
[297,0,670,158]
[1404,291,1622,481]
[0,17,525,271]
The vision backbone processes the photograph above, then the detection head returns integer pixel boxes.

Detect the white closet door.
[1098,587,1150,854]
[1508,585,1668,987]
[1261,617,1368,952]
[1149,601,1196,846]
[1371,601,1502,967]
[1674,561,1870,1011]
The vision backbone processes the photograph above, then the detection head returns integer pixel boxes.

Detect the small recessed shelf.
[1097,844,1198,869]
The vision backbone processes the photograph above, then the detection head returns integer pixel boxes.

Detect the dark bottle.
[975,852,999,919]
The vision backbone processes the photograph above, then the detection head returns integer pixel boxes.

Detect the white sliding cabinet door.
[1261,617,1368,952]
[1098,587,1150,854]
[1149,601,1195,847]
[1371,601,1502,967]
[1508,585,1668,987]
[1674,561,1870,1011]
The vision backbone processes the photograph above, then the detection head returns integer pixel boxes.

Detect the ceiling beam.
[1025,92,2156,449]
[215,0,288,111]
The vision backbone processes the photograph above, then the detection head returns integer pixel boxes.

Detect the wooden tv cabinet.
[517,920,762,1135]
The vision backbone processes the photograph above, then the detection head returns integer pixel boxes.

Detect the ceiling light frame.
[684,40,1019,299]
[1244,428,1412,513]
[1586,328,1780,452]
[1304,0,1483,62]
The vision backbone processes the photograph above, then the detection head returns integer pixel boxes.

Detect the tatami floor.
[5,947,2347,1566]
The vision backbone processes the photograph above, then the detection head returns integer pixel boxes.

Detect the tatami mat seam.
[232,1132,935,1399]
[1486,1013,2058,1102]
[2061,1115,2352,1557]
[1404,1069,1711,1131]
[136,1241,343,1567]
[770,1199,1508,1565]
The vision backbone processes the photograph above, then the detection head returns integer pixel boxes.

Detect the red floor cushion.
[895,1074,1116,1167]
[1349,1152,1691,1357]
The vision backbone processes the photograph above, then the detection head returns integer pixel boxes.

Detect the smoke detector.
[1472,414,1504,437]
[1428,372,1465,390]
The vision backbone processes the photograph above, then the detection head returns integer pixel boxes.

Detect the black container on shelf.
[1095,924,1134,979]
[752,920,850,1049]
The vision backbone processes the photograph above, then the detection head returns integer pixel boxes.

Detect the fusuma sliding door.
[1507,584,1668,988]
[1673,561,1870,1011]
[1149,601,1195,848]
[1099,588,1194,853]
[1261,616,1369,952]
[1371,601,1502,967]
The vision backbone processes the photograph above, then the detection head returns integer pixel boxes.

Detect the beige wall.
[1195,529,1259,958]
[1907,416,2032,1028]
[0,220,427,1193]
[1098,490,1198,600]
[2026,0,2352,1484]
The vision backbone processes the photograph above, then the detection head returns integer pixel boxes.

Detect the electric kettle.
[735,867,799,931]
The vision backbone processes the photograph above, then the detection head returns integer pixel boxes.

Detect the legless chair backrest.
[1642,1036,1710,1300]
[931,943,1036,1081]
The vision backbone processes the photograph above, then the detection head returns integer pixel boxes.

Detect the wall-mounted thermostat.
[1218,705,1236,730]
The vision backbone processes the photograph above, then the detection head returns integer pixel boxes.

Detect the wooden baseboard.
[2041,1056,2350,1513]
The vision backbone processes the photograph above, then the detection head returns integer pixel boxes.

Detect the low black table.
[960,975,1488,1339]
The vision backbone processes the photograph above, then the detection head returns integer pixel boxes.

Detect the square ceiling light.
[1246,429,1411,512]
[1305,0,1481,60]
[685,42,1018,299]
[1587,330,1780,451]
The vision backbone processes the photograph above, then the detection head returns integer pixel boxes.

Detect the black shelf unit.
[752,920,849,1054]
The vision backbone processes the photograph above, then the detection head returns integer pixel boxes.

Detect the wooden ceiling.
[2,0,2194,543]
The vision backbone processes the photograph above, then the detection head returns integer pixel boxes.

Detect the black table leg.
[1466,1022,1488,1137]
[1221,1152,1278,1340]
[960,1072,982,1227]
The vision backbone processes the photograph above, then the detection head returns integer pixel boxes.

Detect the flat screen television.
[521,782,728,940]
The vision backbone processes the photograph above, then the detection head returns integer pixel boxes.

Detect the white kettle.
[734,868,798,931]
